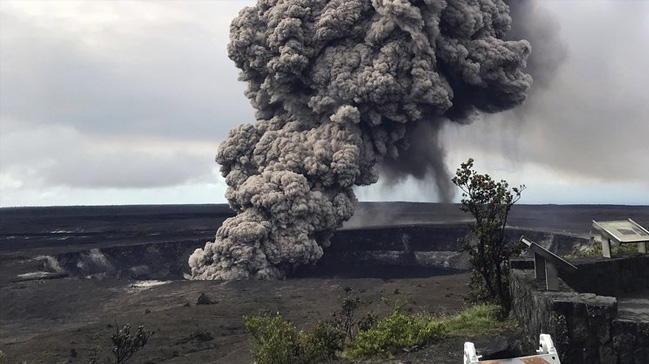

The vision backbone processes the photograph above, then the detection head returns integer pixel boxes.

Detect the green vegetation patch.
[347,304,512,358]
[244,304,514,363]
[564,241,639,259]
[441,304,514,338]
[244,312,344,364]
[346,312,445,357]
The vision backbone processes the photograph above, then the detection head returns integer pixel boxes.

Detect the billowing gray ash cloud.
[189,0,532,280]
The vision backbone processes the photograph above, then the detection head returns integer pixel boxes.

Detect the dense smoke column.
[505,0,566,91]
[189,0,532,280]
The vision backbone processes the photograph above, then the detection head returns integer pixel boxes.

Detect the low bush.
[347,304,512,358]
[328,287,377,341]
[305,321,346,361]
[346,312,446,357]
[111,324,154,364]
[244,312,299,364]
[244,295,512,361]
[564,240,639,259]
[244,312,344,364]
[441,304,512,337]
[329,287,360,340]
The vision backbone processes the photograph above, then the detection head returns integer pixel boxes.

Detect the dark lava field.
[1,202,648,363]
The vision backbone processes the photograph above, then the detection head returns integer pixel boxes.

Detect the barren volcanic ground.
[1,203,648,364]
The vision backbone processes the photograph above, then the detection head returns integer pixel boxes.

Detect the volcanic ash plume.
[189,0,532,280]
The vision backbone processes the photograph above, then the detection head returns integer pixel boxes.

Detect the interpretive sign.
[520,236,577,291]
[592,219,649,258]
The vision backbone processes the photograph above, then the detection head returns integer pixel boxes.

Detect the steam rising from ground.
[189,0,532,280]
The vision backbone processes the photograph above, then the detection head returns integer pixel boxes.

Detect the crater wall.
[26,225,588,281]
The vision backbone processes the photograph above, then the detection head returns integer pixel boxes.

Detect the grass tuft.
[440,304,514,337]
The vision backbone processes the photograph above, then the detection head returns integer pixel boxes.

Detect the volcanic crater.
[1,202,648,363]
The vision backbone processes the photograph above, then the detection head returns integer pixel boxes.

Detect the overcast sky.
[1,0,648,207]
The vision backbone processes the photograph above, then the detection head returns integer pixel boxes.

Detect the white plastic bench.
[464,334,561,364]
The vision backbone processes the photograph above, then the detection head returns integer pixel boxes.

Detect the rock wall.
[561,255,649,296]
[613,319,649,364]
[510,255,649,364]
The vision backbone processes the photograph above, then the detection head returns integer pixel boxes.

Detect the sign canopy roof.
[592,219,649,243]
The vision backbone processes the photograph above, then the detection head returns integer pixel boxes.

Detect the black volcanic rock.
[196,293,217,305]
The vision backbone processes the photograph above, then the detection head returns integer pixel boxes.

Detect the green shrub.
[347,312,446,358]
[564,240,639,259]
[346,304,512,358]
[244,312,344,364]
[356,312,378,333]
[244,312,298,364]
[244,304,512,361]
[441,304,511,337]
[305,321,346,361]
[328,287,377,341]
[329,287,360,340]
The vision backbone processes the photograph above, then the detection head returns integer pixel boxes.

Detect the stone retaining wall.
[510,255,649,364]
[561,255,649,296]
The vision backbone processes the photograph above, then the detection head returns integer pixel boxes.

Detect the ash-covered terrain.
[1,202,648,363]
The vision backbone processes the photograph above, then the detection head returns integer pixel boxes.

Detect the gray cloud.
[0,1,254,195]
[0,124,214,189]
[1,0,647,210]
[43,149,211,189]
[0,7,251,141]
